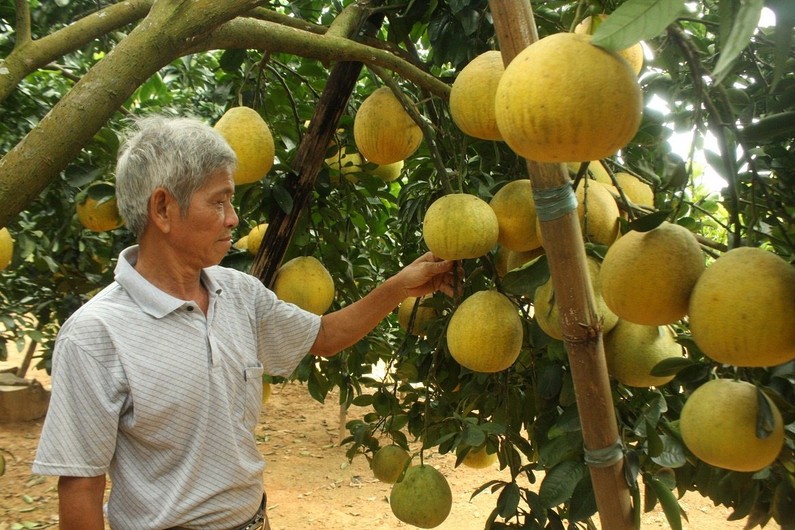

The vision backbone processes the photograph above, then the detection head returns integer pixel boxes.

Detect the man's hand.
[311,252,460,357]
[397,252,459,298]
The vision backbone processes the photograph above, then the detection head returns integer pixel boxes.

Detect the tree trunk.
[0,0,258,228]
[488,1,634,528]
[250,8,383,286]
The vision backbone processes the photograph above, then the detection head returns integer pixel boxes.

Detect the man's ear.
[149,188,174,233]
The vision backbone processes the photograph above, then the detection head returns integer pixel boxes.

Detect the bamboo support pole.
[488,1,633,528]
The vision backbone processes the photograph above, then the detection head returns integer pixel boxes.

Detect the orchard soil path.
[1,352,748,530]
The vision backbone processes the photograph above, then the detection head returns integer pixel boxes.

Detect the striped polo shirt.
[33,246,321,529]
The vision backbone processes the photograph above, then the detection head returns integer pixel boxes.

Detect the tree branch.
[13,0,31,47]
[0,0,154,103]
[0,4,451,229]
[186,18,451,97]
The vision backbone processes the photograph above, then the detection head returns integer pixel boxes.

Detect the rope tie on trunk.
[534,183,578,221]
[583,439,625,468]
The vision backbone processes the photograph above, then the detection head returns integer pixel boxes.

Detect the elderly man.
[33,115,455,529]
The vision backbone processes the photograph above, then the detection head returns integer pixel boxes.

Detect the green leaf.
[756,389,776,439]
[219,49,247,73]
[462,424,487,447]
[627,210,671,232]
[631,482,642,529]
[538,460,588,508]
[85,181,116,201]
[624,449,641,490]
[590,0,687,51]
[307,369,327,403]
[273,184,295,214]
[650,356,694,377]
[471,479,507,500]
[497,481,521,518]
[646,418,664,457]
[501,254,549,298]
[712,0,765,85]
[646,475,684,530]
[351,394,374,407]
[650,435,688,469]
[772,478,795,526]
[568,475,598,522]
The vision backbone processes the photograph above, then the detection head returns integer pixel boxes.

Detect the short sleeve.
[254,287,321,378]
[32,335,127,477]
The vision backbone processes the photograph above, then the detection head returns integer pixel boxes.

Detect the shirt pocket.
[242,364,265,431]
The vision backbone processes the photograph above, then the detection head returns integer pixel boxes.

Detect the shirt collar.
[115,245,223,319]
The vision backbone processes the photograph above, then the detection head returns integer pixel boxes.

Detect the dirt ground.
[0,351,750,530]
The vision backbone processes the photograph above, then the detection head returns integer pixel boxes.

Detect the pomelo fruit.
[447,290,523,373]
[214,106,275,185]
[688,247,795,367]
[603,320,682,387]
[450,50,505,141]
[354,87,422,165]
[390,464,452,528]
[423,193,499,260]
[273,256,335,315]
[680,378,785,472]
[495,32,643,162]
[371,445,412,484]
[600,222,705,325]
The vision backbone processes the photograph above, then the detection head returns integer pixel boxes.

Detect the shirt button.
[187,306,194,311]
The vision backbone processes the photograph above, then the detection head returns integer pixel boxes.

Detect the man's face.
[170,169,239,268]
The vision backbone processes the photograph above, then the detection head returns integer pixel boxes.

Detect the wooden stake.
[488,1,633,528]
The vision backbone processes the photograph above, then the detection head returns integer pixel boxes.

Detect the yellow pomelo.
[390,464,452,529]
[233,235,249,251]
[397,296,437,336]
[261,381,272,404]
[214,106,275,185]
[566,160,611,185]
[354,87,423,165]
[273,256,335,315]
[489,179,542,252]
[576,180,621,245]
[0,227,13,271]
[371,445,412,484]
[533,256,618,340]
[495,32,643,162]
[462,447,498,469]
[450,50,505,141]
[372,159,404,183]
[603,320,682,387]
[325,147,363,184]
[76,184,124,232]
[680,379,784,472]
[246,223,269,255]
[600,222,705,325]
[688,247,795,367]
[423,193,499,260]
[574,15,644,76]
[537,180,620,247]
[447,290,523,373]
[614,172,654,208]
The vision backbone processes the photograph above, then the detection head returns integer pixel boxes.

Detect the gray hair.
[115,115,238,238]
